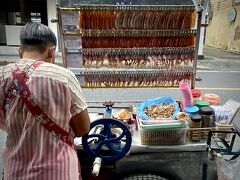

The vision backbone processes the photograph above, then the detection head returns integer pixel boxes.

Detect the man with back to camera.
[0,22,90,179]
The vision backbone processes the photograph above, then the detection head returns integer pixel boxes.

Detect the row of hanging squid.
[82,53,194,69]
[82,37,195,48]
[79,11,195,30]
[82,68,193,87]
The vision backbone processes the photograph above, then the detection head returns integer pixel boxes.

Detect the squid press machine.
[78,102,133,180]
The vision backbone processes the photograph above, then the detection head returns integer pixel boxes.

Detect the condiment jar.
[191,89,201,104]
[190,114,202,128]
[200,106,216,127]
[195,100,210,109]
[185,106,199,115]
[202,94,220,105]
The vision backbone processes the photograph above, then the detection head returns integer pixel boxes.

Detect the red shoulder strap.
[4,61,74,148]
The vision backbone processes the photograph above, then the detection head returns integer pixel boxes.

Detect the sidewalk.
[197,46,240,71]
[204,46,240,61]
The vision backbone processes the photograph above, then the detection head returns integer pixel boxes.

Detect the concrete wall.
[205,0,240,53]
[47,0,59,52]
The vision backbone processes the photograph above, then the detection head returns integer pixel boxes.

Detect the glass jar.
[190,114,202,128]
[200,106,216,127]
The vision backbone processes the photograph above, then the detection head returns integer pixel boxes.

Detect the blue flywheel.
[82,118,132,162]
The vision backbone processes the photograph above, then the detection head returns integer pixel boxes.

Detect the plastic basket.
[138,119,188,145]
[140,127,188,145]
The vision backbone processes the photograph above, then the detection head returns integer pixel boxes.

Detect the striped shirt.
[0,59,87,180]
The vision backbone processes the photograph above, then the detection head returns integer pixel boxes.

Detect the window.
[31,12,41,23]
[15,12,21,24]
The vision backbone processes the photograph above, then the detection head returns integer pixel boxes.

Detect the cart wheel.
[82,118,132,162]
[122,174,169,180]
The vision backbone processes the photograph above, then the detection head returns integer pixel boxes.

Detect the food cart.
[55,0,240,179]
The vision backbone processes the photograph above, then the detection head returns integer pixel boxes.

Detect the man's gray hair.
[20,22,57,52]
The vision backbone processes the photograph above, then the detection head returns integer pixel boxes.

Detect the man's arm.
[0,81,5,130]
[70,109,90,137]
[67,70,90,137]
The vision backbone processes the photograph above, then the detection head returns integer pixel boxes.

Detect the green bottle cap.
[196,100,209,108]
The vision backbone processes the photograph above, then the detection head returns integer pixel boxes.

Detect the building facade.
[205,0,240,53]
[0,0,58,51]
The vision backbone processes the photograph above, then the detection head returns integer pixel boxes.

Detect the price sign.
[62,11,79,26]
[66,53,82,68]
[64,36,82,50]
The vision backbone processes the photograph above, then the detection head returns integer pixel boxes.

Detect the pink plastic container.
[179,83,193,110]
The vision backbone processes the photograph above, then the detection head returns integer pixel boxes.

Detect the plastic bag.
[217,156,240,180]
[135,96,180,120]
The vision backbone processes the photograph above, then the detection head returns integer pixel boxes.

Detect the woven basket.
[188,125,233,141]
[141,128,187,145]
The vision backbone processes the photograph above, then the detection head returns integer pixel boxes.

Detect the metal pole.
[198,0,209,60]
[56,5,67,67]
[192,10,202,89]
[198,12,206,59]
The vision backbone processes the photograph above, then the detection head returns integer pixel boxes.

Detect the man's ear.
[48,46,56,58]
[48,46,56,63]
[19,47,23,58]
